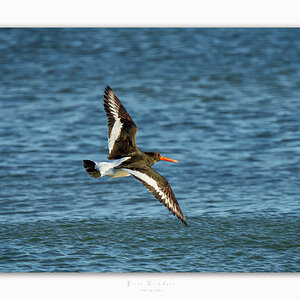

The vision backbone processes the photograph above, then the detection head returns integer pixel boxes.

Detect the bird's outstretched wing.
[123,166,187,225]
[103,86,138,159]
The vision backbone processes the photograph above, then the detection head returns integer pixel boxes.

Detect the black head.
[144,151,178,166]
[145,151,161,164]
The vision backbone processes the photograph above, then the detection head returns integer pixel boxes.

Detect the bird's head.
[145,151,178,166]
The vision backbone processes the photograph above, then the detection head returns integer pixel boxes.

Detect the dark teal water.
[0,28,299,272]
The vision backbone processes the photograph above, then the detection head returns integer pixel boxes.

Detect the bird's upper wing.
[103,86,138,159]
[122,166,187,225]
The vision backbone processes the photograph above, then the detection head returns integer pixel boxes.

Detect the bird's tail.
[83,160,101,178]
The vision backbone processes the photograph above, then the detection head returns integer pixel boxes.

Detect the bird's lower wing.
[123,167,187,225]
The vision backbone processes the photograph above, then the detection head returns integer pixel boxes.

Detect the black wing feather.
[103,86,139,159]
[124,166,187,225]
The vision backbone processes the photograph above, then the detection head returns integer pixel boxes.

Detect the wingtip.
[181,217,188,226]
[103,86,113,102]
[104,85,112,93]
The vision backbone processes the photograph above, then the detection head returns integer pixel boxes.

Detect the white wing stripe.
[108,118,122,152]
[123,169,171,206]
[106,94,123,153]
[108,103,119,117]
[107,97,119,114]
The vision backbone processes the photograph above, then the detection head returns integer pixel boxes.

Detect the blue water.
[0,28,299,272]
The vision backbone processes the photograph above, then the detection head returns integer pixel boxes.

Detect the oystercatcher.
[83,86,187,225]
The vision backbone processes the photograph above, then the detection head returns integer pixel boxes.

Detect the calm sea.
[0,28,299,272]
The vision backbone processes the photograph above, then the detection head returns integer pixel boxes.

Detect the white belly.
[107,168,131,178]
[95,157,131,178]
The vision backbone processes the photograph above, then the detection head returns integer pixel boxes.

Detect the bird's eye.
[155,153,159,156]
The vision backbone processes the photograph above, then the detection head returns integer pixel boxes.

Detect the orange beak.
[160,156,178,163]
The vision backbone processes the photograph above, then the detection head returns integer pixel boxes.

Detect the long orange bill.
[160,156,178,163]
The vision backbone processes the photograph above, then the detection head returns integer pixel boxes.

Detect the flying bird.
[83,86,187,225]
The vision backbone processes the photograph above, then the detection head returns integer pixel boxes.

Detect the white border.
[0,274,299,300]
[0,0,300,26]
